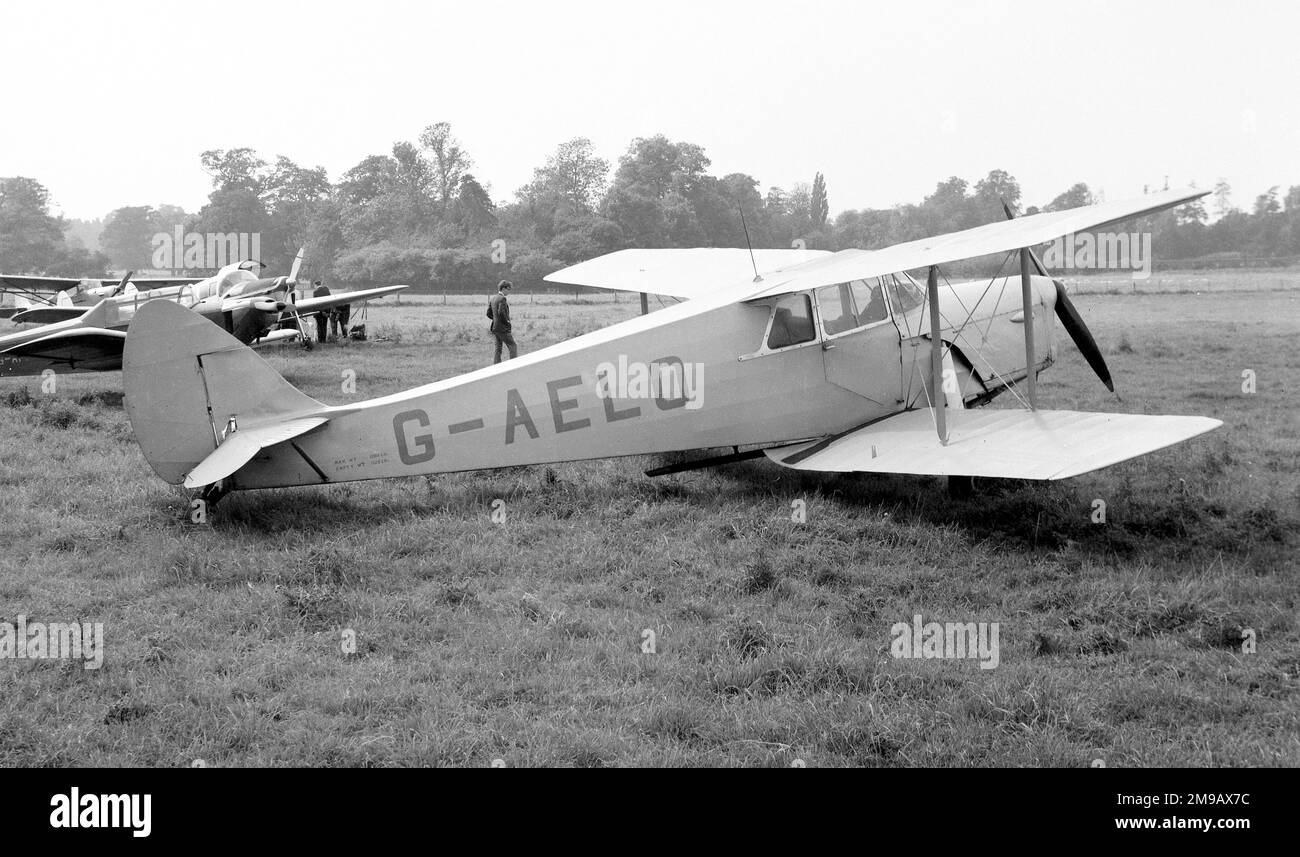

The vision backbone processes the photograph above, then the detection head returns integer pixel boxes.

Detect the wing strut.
[926,265,948,444]
[1019,247,1038,408]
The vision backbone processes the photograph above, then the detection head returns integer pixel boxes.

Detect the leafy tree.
[46,245,111,277]
[974,169,1021,219]
[0,177,66,272]
[920,176,974,233]
[200,148,268,194]
[419,122,472,211]
[190,187,271,264]
[339,155,398,205]
[1253,186,1281,216]
[1285,186,1300,212]
[520,138,610,214]
[263,156,332,266]
[1044,183,1094,212]
[99,205,158,269]
[1212,180,1236,218]
[811,172,829,228]
[454,174,497,235]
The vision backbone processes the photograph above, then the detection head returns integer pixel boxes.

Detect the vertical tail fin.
[124,300,324,485]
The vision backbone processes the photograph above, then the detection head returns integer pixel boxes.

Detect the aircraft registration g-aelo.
[121,187,1222,506]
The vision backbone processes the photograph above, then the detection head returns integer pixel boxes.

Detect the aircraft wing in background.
[291,285,409,315]
[0,328,127,376]
[8,306,90,325]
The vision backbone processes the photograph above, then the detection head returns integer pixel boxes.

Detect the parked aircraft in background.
[0,271,204,320]
[1,251,407,377]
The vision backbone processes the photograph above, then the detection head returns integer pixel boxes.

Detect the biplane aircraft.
[1,251,407,377]
[120,187,1221,503]
[0,270,205,320]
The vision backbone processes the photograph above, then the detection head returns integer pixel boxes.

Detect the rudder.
[124,299,324,485]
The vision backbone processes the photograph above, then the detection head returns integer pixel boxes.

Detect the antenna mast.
[738,206,762,282]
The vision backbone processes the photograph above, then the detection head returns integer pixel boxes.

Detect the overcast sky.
[3,0,1296,220]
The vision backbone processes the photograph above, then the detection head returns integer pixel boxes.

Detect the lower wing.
[0,328,127,376]
[766,408,1223,480]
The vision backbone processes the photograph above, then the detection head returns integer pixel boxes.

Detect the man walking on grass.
[488,279,517,364]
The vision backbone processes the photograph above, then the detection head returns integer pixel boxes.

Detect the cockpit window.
[815,283,856,336]
[216,269,256,295]
[814,279,892,338]
[767,294,817,349]
[886,272,925,314]
[850,279,889,326]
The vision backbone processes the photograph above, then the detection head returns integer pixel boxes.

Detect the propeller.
[286,247,304,287]
[1001,201,1115,394]
[268,247,308,346]
[111,270,134,297]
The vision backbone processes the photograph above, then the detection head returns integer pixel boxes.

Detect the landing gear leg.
[200,482,228,508]
[947,475,974,499]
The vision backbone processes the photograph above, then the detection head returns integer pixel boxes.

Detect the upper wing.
[0,274,204,294]
[118,276,207,289]
[766,408,1222,480]
[0,328,127,374]
[746,187,1209,299]
[293,285,408,314]
[0,274,84,294]
[544,248,832,299]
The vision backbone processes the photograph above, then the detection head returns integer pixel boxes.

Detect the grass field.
[1,280,1297,767]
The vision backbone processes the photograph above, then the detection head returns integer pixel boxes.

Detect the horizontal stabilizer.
[766,408,1222,480]
[10,306,90,325]
[544,248,831,299]
[183,417,329,488]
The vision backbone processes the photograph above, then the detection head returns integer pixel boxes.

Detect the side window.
[849,279,889,326]
[887,273,925,313]
[816,283,856,336]
[766,294,816,349]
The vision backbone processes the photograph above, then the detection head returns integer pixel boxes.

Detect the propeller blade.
[287,247,304,286]
[1001,200,1115,394]
[113,270,135,296]
[1053,281,1114,393]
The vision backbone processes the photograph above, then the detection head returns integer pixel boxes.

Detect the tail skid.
[124,300,327,486]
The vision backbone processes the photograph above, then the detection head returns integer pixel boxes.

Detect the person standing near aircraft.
[333,301,351,340]
[489,279,517,364]
[312,280,331,343]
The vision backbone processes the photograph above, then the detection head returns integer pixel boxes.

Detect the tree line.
[3,123,1299,292]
